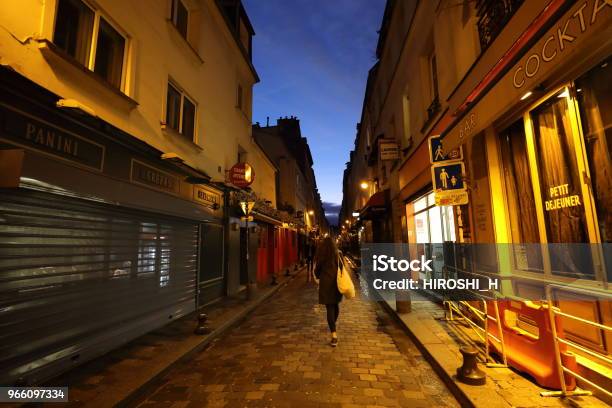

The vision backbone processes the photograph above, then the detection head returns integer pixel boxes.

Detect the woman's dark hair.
[315,236,337,267]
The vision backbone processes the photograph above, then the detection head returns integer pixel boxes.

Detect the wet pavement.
[134,271,459,407]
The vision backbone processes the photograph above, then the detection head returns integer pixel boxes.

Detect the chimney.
[266,116,269,126]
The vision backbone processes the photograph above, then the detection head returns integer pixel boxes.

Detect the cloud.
[322,201,342,226]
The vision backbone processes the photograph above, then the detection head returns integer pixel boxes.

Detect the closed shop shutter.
[0,188,198,384]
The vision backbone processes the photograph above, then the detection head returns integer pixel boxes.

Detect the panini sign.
[0,104,104,171]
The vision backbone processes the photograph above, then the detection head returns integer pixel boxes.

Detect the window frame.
[165,80,198,142]
[170,0,190,39]
[496,84,604,285]
[52,0,129,92]
[237,83,243,111]
[428,51,439,103]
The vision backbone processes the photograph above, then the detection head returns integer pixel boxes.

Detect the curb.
[377,298,476,408]
[117,267,305,407]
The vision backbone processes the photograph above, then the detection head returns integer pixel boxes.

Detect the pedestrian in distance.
[314,236,342,347]
[306,239,315,283]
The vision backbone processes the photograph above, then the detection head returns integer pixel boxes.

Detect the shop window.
[576,59,612,243]
[531,90,594,278]
[406,192,456,277]
[53,0,127,90]
[171,0,189,39]
[500,120,543,271]
[532,93,589,245]
[165,81,196,141]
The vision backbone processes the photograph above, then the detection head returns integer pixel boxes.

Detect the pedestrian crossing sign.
[431,162,465,191]
[429,135,462,163]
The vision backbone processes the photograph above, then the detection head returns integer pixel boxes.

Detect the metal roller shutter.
[0,188,199,384]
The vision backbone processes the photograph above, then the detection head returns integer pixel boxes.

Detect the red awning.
[360,190,389,219]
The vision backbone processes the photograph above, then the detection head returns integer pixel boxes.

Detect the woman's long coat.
[314,240,342,305]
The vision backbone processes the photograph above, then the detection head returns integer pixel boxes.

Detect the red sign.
[228,162,254,188]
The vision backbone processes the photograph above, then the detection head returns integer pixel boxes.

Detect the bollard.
[285,268,290,276]
[294,263,298,271]
[194,313,211,335]
[271,273,278,286]
[395,290,411,314]
[457,346,486,385]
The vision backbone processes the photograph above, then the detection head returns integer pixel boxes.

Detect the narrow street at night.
[1,0,611,405]
[134,271,459,408]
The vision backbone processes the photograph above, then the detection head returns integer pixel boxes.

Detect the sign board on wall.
[429,135,462,163]
[431,162,465,191]
[435,190,469,206]
[379,140,400,161]
[228,162,254,188]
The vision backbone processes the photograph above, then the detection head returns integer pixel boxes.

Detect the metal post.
[545,285,568,395]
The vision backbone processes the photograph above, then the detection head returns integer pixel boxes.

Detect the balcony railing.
[476,0,524,51]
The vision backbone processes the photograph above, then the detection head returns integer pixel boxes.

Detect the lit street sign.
[431,162,465,191]
[429,135,462,164]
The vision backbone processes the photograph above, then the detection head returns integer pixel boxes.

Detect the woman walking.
[314,236,342,347]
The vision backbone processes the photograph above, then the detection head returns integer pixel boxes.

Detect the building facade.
[341,0,611,397]
[253,116,328,263]
[0,0,281,385]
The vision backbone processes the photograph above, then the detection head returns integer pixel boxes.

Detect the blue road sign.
[429,135,462,163]
[431,162,465,191]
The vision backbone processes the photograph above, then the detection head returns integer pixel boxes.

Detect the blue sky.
[243,0,385,224]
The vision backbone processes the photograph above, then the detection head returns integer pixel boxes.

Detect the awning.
[360,189,389,219]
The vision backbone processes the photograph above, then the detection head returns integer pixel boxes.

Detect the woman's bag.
[336,255,355,299]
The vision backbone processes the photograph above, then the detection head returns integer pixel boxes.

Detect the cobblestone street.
[135,272,459,407]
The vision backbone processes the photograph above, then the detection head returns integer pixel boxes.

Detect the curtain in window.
[533,98,588,244]
[577,65,612,243]
[533,96,592,277]
[500,121,542,271]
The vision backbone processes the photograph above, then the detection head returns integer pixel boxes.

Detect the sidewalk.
[379,291,608,408]
[36,266,306,408]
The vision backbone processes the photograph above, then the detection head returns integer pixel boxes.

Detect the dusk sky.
[243,0,386,224]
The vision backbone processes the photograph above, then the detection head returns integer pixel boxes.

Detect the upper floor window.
[402,96,412,151]
[477,0,524,51]
[237,84,243,110]
[428,52,439,103]
[166,81,196,141]
[53,0,127,90]
[170,0,189,39]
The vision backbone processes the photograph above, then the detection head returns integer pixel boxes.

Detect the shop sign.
[229,162,254,188]
[131,159,179,194]
[429,135,463,163]
[441,0,611,151]
[431,162,465,191]
[512,0,612,89]
[194,185,221,209]
[545,183,582,211]
[0,105,105,171]
[379,140,400,160]
[435,190,469,206]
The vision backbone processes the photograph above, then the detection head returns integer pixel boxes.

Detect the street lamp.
[360,181,369,190]
[308,210,314,215]
[239,200,255,298]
